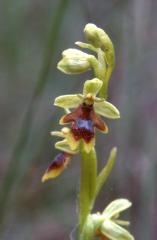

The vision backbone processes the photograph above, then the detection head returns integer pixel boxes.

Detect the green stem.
[99,66,113,99]
[0,0,70,229]
[93,48,108,99]
[96,48,114,100]
[92,46,115,100]
[79,147,97,236]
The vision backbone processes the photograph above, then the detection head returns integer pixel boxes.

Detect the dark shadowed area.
[0,0,156,239]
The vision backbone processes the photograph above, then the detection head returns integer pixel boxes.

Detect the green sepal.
[95,147,117,197]
[75,41,97,52]
[50,131,64,138]
[83,78,103,96]
[103,199,132,218]
[55,140,78,154]
[101,219,134,240]
[54,94,82,109]
[94,101,120,119]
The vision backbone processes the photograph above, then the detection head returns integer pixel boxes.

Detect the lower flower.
[82,199,134,240]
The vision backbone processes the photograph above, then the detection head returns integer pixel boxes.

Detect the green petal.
[75,41,97,52]
[94,100,120,119]
[115,220,130,226]
[54,95,82,109]
[83,78,103,96]
[103,199,132,219]
[101,220,134,240]
[50,131,64,137]
[55,140,78,154]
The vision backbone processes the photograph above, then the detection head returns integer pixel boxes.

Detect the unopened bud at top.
[84,24,113,49]
[84,23,105,48]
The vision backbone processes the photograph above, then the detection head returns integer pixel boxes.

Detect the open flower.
[54,78,120,152]
[85,199,134,240]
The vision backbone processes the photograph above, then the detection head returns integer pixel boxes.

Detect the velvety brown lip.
[62,103,108,142]
[48,152,72,171]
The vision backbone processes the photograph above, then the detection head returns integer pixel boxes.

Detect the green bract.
[54,78,120,119]
[57,48,98,74]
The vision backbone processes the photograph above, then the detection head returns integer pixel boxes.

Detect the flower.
[57,48,98,74]
[54,78,120,152]
[42,78,120,182]
[86,199,134,240]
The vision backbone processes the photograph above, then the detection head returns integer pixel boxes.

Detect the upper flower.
[54,78,120,119]
[54,78,120,153]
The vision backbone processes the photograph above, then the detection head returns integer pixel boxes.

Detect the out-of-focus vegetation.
[0,0,156,239]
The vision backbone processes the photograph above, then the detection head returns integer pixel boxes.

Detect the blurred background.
[0,0,156,239]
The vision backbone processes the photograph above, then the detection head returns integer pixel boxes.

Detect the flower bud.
[57,48,97,74]
[84,23,105,48]
[84,24,115,68]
